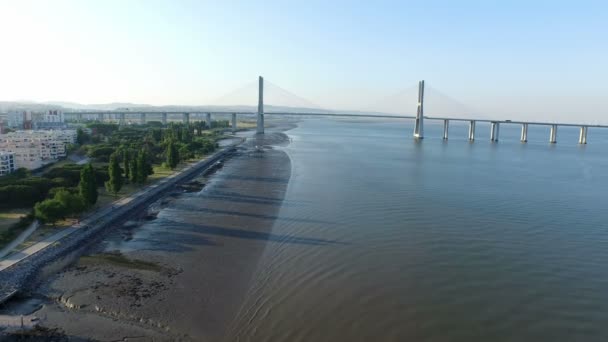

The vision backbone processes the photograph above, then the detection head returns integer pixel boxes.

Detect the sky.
[0,0,607,123]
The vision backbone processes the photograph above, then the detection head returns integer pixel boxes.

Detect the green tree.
[76,127,87,145]
[123,149,130,182]
[129,152,139,183]
[182,127,192,143]
[105,153,123,196]
[166,140,179,169]
[54,189,85,215]
[79,164,98,206]
[136,150,149,184]
[34,199,66,225]
[178,144,192,161]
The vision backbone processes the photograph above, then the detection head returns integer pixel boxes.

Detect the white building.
[0,152,15,176]
[34,110,66,129]
[7,111,33,129]
[43,110,64,123]
[0,130,76,170]
[7,110,66,130]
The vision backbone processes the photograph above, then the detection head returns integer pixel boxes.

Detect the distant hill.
[0,101,64,112]
[45,101,153,111]
[0,101,392,116]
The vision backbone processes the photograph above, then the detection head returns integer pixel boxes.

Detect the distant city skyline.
[0,0,607,123]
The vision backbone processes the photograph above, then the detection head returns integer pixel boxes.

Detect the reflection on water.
[228,119,608,342]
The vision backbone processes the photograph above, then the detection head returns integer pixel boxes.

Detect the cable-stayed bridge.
[66,76,608,144]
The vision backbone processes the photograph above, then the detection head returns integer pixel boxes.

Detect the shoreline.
[0,139,242,306]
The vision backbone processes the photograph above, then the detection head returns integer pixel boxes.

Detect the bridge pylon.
[257,76,264,134]
[413,80,424,139]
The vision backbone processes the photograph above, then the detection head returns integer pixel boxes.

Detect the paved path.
[0,227,78,271]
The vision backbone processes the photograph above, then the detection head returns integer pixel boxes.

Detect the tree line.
[6,120,222,225]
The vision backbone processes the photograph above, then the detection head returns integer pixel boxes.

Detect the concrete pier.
[468,120,476,141]
[443,120,449,140]
[162,113,167,125]
[140,113,146,125]
[97,113,104,122]
[550,124,558,143]
[232,113,237,133]
[119,113,126,126]
[413,80,425,139]
[206,112,212,129]
[490,122,500,142]
[520,123,528,142]
[257,76,265,134]
[77,113,83,122]
[183,113,190,125]
[579,126,588,144]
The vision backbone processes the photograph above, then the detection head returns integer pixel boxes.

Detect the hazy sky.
[0,0,606,122]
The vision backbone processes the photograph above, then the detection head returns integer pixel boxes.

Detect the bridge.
[66,77,608,144]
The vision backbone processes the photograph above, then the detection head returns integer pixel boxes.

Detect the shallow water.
[227,119,608,342]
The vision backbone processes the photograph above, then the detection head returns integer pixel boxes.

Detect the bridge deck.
[65,111,608,128]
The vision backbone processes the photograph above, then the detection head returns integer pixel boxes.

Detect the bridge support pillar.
[206,113,212,129]
[520,123,528,142]
[443,120,449,140]
[490,122,500,142]
[140,113,146,125]
[119,113,126,126]
[77,113,83,122]
[550,124,558,143]
[183,113,190,125]
[257,76,264,134]
[162,113,167,125]
[232,113,237,133]
[97,113,104,122]
[579,126,587,144]
[468,120,476,141]
[413,80,425,139]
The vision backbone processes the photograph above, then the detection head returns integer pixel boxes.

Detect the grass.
[79,252,162,272]
[236,121,257,129]
[149,164,174,181]
[95,182,143,208]
[0,213,34,250]
[0,209,29,232]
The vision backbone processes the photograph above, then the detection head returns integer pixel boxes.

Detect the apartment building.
[7,110,66,130]
[0,130,76,170]
[0,152,15,176]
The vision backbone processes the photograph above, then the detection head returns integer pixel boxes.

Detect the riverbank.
[0,139,241,306]
[1,124,296,340]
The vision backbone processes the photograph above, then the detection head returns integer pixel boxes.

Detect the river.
[227,118,608,342]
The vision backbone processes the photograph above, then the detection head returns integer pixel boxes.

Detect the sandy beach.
[1,128,294,341]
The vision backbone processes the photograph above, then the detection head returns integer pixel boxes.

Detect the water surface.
[228,119,608,342]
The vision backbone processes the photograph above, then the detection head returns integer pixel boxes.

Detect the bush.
[0,185,46,209]
[34,199,66,224]
[86,145,116,162]
[44,165,82,186]
[54,189,86,215]
[48,187,78,198]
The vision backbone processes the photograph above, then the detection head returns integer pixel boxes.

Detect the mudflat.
[2,131,292,341]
